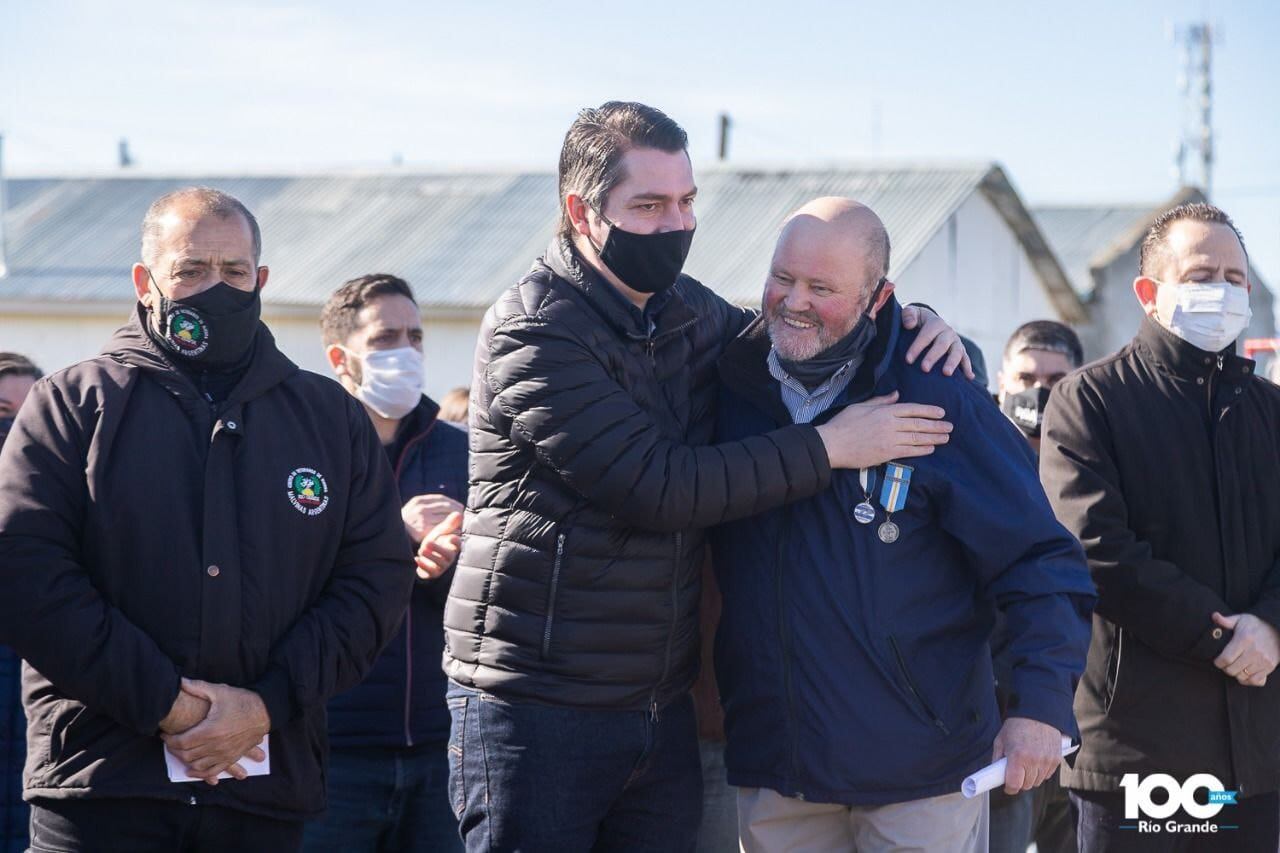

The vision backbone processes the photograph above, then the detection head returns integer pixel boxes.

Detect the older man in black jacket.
[443,101,972,851]
[1042,202,1280,851]
[0,188,412,852]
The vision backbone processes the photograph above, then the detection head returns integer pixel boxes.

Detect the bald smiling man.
[708,198,1096,853]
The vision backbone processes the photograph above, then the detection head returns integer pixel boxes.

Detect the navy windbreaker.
[327,396,468,749]
[710,299,1095,806]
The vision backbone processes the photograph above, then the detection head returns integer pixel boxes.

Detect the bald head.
[140,187,261,268]
[777,197,890,284]
[764,197,896,362]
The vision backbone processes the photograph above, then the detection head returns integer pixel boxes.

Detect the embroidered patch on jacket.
[287,467,330,516]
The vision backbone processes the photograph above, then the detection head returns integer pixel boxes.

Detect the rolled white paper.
[961,736,1077,798]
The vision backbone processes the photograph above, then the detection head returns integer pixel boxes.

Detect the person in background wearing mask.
[445,102,972,851]
[0,353,41,853]
[305,274,467,852]
[1043,203,1280,851]
[0,188,411,852]
[996,321,1082,456]
[988,321,1082,853]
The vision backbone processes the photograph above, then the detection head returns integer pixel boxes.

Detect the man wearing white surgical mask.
[311,274,469,852]
[1042,203,1280,852]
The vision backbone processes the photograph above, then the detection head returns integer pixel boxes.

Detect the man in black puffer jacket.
[442,101,971,851]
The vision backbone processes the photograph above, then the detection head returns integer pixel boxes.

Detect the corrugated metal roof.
[1031,204,1154,297]
[1,165,1059,311]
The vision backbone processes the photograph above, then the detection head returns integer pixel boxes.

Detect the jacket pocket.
[446,696,468,820]
[1103,626,1125,714]
[540,532,567,660]
[888,635,951,736]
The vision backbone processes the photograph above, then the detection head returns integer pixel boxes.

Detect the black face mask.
[1001,386,1052,438]
[0,416,14,452]
[777,278,886,391]
[147,278,262,369]
[589,208,695,295]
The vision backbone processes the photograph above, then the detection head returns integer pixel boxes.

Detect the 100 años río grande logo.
[287,467,330,516]
[1121,772,1239,835]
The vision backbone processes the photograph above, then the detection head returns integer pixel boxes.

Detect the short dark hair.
[557,101,689,239]
[0,352,42,382]
[141,187,262,266]
[321,273,417,346]
[1139,202,1246,278]
[1003,320,1083,368]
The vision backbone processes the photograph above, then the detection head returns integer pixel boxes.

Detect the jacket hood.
[102,304,299,405]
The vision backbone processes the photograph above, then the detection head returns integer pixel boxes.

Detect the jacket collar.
[833,297,903,410]
[397,395,442,441]
[718,296,903,427]
[104,304,299,406]
[718,315,792,426]
[389,395,443,475]
[543,236,697,341]
[1133,314,1256,383]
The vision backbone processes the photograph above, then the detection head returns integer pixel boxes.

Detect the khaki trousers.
[737,786,989,853]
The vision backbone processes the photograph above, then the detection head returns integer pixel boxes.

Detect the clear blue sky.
[2,0,1277,289]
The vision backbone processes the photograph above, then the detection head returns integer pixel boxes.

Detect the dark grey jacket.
[0,311,412,819]
[443,239,832,712]
[1042,316,1280,796]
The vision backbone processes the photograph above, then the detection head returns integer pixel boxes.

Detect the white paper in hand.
[164,735,270,783]
[961,736,1077,798]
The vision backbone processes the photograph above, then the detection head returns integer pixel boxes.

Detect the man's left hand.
[416,511,462,580]
[992,716,1063,795]
[1213,612,1280,687]
[901,305,975,378]
[161,678,271,784]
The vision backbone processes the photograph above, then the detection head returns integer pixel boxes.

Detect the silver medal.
[853,501,876,524]
[878,520,900,544]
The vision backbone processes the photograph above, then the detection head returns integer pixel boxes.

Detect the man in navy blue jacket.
[304,274,468,852]
[710,198,1095,852]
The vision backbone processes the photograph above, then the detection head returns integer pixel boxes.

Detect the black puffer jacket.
[1042,316,1280,796]
[443,239,832,712]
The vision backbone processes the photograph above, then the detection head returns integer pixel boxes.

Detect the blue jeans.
[447,683,702,852]
[696,739,738,853]
[302,743,461,853]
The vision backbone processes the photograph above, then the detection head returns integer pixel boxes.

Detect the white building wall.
[893,192,1060,389]
[0,307,484,402]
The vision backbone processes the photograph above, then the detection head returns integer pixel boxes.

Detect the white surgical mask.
[342,345,423,419]
[1154,280,1251,354]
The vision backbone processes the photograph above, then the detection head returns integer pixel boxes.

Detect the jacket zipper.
[403,609,414,746]
[541,533,566,659]
[635,317,699,369]
[775,508,802,794]
[649,530,683,723]
[888,635,951,736]
[1207,354,1223,422]
[393,414,438,748]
